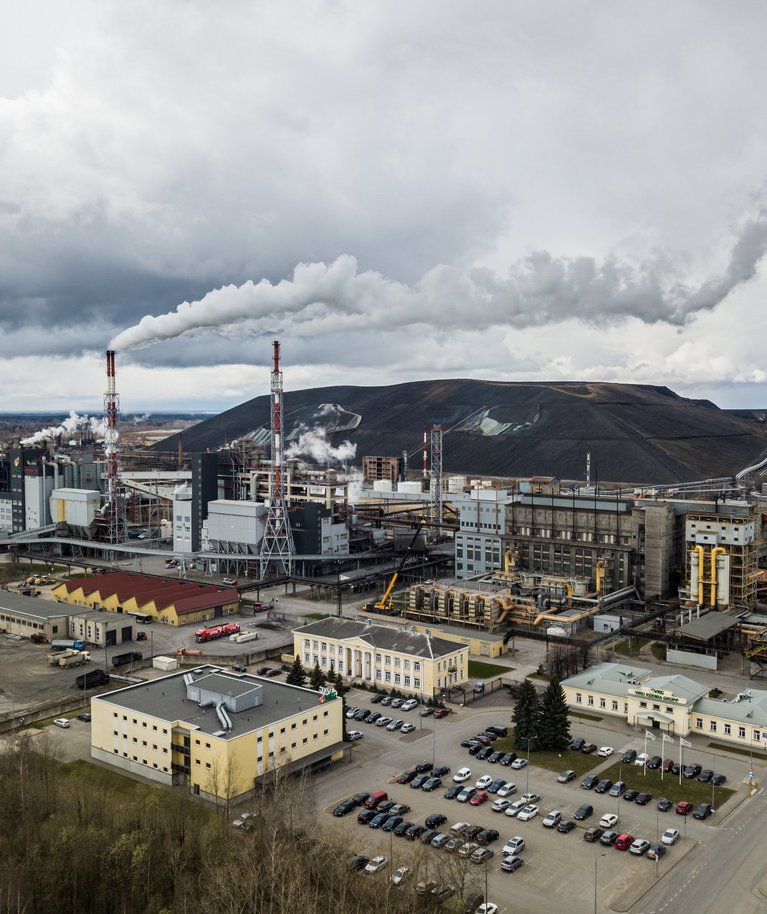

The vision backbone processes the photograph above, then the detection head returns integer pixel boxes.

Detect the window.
[414,678,421,688]
[755,731,761,742]
[695,718,703,729]
[665,707,673,714]
[738,727,746,738]
[611,701,618,711]
[709,721,717,732]
[575,693,582,704]
[599,698,606,708]
[653,704,660,711]
[587,696,594,706]
[724,724,731,735]
[639,701,647,708]
[414,662,421,672]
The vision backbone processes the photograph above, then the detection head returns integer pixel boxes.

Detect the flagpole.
[679,735,683,787]
[643,730,648,776]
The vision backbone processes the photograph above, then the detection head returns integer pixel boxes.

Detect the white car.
[232,811,256,828]
[502,836,525,856]
[542,810,561,828]
[661,828,680,845]
[516,804,539,822]
[510,758,528,769]
[401,699,419,711]
[597,746,614,757]
[475,775,493,790]
[635,753,650,767]
[477,906,498,914]
[520,793,540,804]
[450,821,471,834]
[347,730,363,741]
[453,767,472,783]
[504,800,527,817]
[391,866,411,885]
[491,798,512,813]
[53,718,70,729]
[375,716,392,727]
[400,723,416,734]
[365,855,389,874]
[497,782,517,798]
[599,813,619,828]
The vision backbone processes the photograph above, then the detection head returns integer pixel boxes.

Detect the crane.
[363,523,426,615]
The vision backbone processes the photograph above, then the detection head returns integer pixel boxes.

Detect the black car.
[487,778,506,794]
[351,793,370,807]
[390,803,411,816]
[581,774,600,790]
[468,744,483,756]
[366,712,382,724]
[394,820,414,837]
[376,800,395,813]
[357,809,377,825]
[479,731,498,742]
[647,755,662,770]
[488,751,504,764]
[416,761,434,773]
[557,820,576,833]
[635,792,653,806]
[460,739,475,748]
[422,777,442,792]
[487,726,508,737]
[477,746,493,760]
[397,769,417,784]
[683,764,702,779]
[623,789,639,802]
[382,815,404,832]
[76,712,91,722]
[462,824,483,839]
[621,749,637,764]
[333,800,357,816]
[570,738,586,751]
[444,785,463,799]
[410,775,430,789]
[355,708,371,722]
[500,752,517,766]
[349,855,369,871]
[406,824,426,840]
[369,812,390,829]
[370,693,385,704]
[693,803,713,820]
[599,830,619,846]
[712,773,727,786]
[583,827,603,842]
[476,828,500,845]
[425,813,448,829]
[594,778,613,794]
[656,798,673,812]
[433,766,451,777]
[697,769,713,783]
[574,803,593,821]
[670,763,681,776]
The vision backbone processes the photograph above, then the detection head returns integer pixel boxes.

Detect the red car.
[675,801,694,816]
[661,758,674,772]
[614,834,633,851]
[433,708,450,719]
[469,790,489,806]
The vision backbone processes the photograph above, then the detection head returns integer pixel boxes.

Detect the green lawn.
[492,737,605,777]
[596,760,734,808]
[707,741,767,761]
[650,642,666,661]
[468,660,512,679]
[613,637,647,657]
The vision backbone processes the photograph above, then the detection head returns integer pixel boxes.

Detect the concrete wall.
[666,648,718,671]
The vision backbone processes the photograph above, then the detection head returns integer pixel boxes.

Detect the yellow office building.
[91,666,345,802]
[294,618,469,699]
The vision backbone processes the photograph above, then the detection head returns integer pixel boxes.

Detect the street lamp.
[520,735,537,793]
[594,852,606,914]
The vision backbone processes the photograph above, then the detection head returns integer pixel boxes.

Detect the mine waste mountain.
[155,380,767,485]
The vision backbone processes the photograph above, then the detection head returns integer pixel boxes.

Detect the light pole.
[432,710,437,768]
[521,735,537,794]
[594,853,606,914]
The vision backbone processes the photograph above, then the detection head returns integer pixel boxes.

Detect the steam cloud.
[109,213,767,352]
[21,411,106,446]
[286,427,357,465]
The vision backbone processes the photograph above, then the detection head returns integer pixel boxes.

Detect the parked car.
[477,746,493,760]
[401,699,419,711]
[376,717,393,728]
[634,753,649,767]
[416,761,434,773]
[614,833,634,851]
[500,854,524,872]
[394,820,414,837]
[397,769,417,784]
[433,707,450,718]
[492,799,512,813]
[510,758,528,769]
[422,777,442,792]
[390,866,411,885]
[661,758,674,772]
[349,855,369,872]
[623,789,639,802]
[520,793,540,804]
[475,775,493,790]
[599,813,619,829]
[693,803,713,820]
[457,787,477,803]
[431,833,451,848]
[469,791,489,807]
[504,800,527,817]
[635,792,653,806]
[366,712,382,725]
[451,821,471,834]
[425,813,448,828]
[657,798,673,812]
[557,819,576,833]
[502,836,525,855]
[497,782,517,798]
[661,827,680,845]
[574,804,593,821]
[433,766,451,777]
[647,755,662,769]
[608,781,626,797]
[516,804,539,822]
[676,801,694,816]
[594,778,613,794]
[476,828,500,845]
[458,842,480,859]
[697,769,714,783]
[712,773,727,786]
[557,770,576,783]
[500,752,517,766]
[348,730,364,742]
[382,816,404,833]
[582,743,598,754]
[370,693,384,704]
[53,718,70,729]
[410,775,430,789]
[583,827,603,842]
[420,707,434,717]
[232,811,256,828]
[597,746,614,757]
[621,749,637,764]
[76,712,91,722]
[683,763,702,779]
[487,778,506,794]
[488,751,504,764]
[600,830,619,846]
[542,810,562,828]
[647,843,667,861]
[406,824,426,840]
[356,808,377,825]
[570,738,586,751]
[486,725,508,737]
[454,767,472,782]
[386,719,404,732]
[420,828,439,845]
[389,698,403,709]
[400,723,416,734]
[444,785,463,799]
[582,774,600,790]
[470,847,494,865]
[629,839,651,856]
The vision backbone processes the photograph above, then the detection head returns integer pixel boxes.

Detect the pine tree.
[309,661,327,691]
[512,678,540,752]
[334,671,345,695]
[538,678,571,750]
[285,655,307,687]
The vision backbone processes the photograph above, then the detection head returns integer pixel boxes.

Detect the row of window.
[695,719,759,740]
[112,749,168,771]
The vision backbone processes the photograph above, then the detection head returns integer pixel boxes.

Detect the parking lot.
[309,693,753,914]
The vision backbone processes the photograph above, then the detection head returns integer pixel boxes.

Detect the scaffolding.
[428,424,443,544]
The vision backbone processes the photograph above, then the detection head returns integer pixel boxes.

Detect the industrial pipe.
[710,546,726,607]
[692,544,704,606]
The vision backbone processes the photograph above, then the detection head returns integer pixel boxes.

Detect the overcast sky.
[2,1,767,412]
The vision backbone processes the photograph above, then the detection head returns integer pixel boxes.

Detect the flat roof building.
[91,665,345,802]
[0,590,69,641]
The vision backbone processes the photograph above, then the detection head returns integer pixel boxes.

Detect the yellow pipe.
[595,559,606,596]
[692,544,704,606]
[710,546,726,606]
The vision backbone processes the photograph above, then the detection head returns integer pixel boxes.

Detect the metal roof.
[294,617,467,659]
[677,612,739,642]
[0,590,70,621]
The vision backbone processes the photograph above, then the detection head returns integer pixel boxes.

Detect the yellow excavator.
[363,523,426,615]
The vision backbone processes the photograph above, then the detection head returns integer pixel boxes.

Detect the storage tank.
[49,488,100,527]
[373,479,393,492]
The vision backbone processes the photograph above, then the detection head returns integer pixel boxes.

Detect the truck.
[50,639,87,652]
[111,651,143,668]
[48,648,86,665]
[195,623,240,643]
[74,669,110,689]
[58,652,90,669]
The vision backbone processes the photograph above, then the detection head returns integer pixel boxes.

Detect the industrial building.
[362,455,402,485]
[0,590,69,641]
[52,572,239,626]
[68,609,137,647]
[90,665,346,801]
[562,662,767,749]
[294,617,469,699]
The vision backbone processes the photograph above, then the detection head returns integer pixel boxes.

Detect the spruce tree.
[309,660,327,691]
[512,678,540,752]
[334,671,345,695]
[285,655,307,687]
[538,678,571,750]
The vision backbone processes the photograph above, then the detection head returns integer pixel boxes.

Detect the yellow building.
[294,618,469,699]
[90,666,345,801]
[52,571,239,626]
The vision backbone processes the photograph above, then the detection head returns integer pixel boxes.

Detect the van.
[487,725,508,737]
[364,790,388,809]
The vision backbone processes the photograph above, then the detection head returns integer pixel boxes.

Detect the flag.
[662,733,674,743]
[645,730,656,741]
[680,737,691,748]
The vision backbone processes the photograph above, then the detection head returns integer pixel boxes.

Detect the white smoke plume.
[286,427,357,465]
[21,411,106,446]
[109,214,767,351]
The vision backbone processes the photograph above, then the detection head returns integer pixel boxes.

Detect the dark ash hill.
[155,380,767,485]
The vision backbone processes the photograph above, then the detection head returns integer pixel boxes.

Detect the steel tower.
[259,340,295,578]
[428,424,443,543]
[104,350,126,543]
